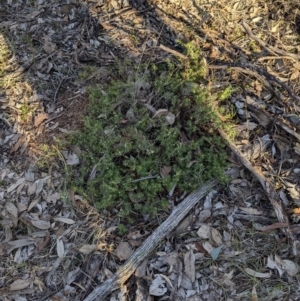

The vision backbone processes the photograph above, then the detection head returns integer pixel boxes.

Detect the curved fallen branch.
[209,62,300,105]
[218,129,295,241]
[245,96,300,142]
[83,181,216,301]
[241,20,300,61]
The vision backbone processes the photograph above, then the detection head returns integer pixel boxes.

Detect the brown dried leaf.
[194,242,208,254]
[127,230,148,240]
[33,277,47,292]
[160,166,171,178]
[5,206,18,228]
[153,109,168,118]
[197,224,210,239]
[46,192,61,204]
[104,268,113,278]
[100,22,115,30]
[43,35,56,53]
[28,196,41,212]
[34,113,49,127]
[10,136,26,153]
[268,255,299,277]
[282,259,299,276]
[53,217,75,224]
[198,209,211,222]
[9,279,31,291]
[78,244,97,254]
[5,202,18,219]
[252,284,258,301]
[36,176,50,197]
[135,260,148,278]
[221,270,235,289]
[202,241,214,254]
[245,268,271,278]
[165,112,175,125]
[34,232,50,251]
[62,151,80,166]
[57,237,64,258]
[3,238,35,255]
[31,219,50,230]
[115,242,133,261]
[7,178,25,193]
[257,222,288,232]
[211,228,223,246]
[27,182,36,196]
[149,275,167,296]
[239,207,263,215]
[3,223,13,242]
[290,70,300,81]
[184,249,195,283]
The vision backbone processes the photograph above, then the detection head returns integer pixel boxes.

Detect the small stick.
[159,44,188,60]
[241,20,300,60]
[53,77,64,103]
[0,116,12,127]
[209,62,300,104]
[218,129,295,241]
[258,56,297,62]
[245,97,300,142]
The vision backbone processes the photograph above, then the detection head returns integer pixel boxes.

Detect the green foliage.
[71,42,229,223]
[20,103,30,121]
[181,41,207,81]
[79,65,97,81]
[219,85,238,101]
[118,224,128,236]
[37,144,58,168]
[37,142,66,169]
[21,34,33,47]
[0,37,16,88]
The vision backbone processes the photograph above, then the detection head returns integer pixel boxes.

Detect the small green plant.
[0,34,14,88]
[70,42,230,224]
[118,224,128,236]
[79,65,98,81]
[130,35,140,46]
[21,34,33,47]
[219,85,238,101]
[248,40,260,53]
[37,144,60,168]
[20,103,30,121]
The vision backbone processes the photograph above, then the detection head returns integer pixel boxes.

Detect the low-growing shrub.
[71,42,229,222]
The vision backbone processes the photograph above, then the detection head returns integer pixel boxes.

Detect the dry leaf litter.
[1,0,300,300]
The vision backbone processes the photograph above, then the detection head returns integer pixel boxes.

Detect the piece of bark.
[83,181,216,301]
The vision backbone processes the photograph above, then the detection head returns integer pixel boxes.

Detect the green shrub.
[70,42,229,222]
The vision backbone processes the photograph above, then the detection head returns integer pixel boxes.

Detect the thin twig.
[241,20,300,60]
[209,64,285,104]
[131,175,159,182]
[159,44,188,60]
[218,129,295,241]
[258,56,297,62]
[209,62,300,104]
[0,115,12,127]
[245,96,300,142]
[53,77,64,103]
[240,62,300,103]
